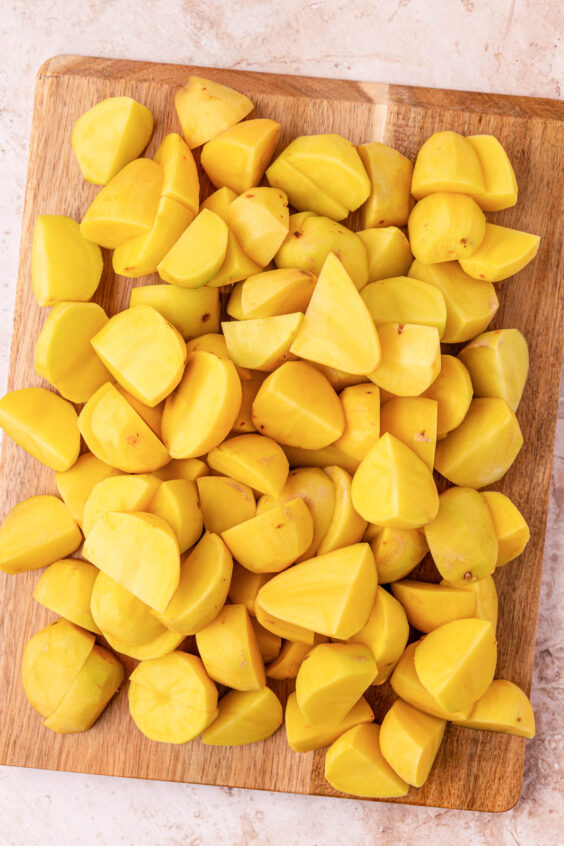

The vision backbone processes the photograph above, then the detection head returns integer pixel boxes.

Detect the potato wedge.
[286,691,373,753]
[325,724,409,798]
[31,215,103,306]
[348,586,409,684]
[33,559,101,634]
[411,131,485,199]
[0,495,81,575]
[357,142,413,228]
[459,328,529,411]
[207,434,289,497]
[174,76,253,149]
[408,193,486,264]
[196,604,265,690]
[130,285,220,340]
[202,687,283,746]
[380,700,445,788]
[201,118,280,194]
[157,209,229,287]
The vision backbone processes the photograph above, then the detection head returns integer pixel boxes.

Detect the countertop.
[0,1,562,844]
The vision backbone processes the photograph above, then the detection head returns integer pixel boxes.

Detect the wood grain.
[1,55,563,812]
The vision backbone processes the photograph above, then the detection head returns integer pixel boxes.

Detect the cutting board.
[1,55,563,813]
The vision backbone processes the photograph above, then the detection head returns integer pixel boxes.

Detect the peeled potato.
[207,434,289,497]
[380,699,446,788]
[452,679,535,738]
[390,641,472,721]
[82,473,160,537]
[222,313,303,372]
[411,131,485,199]
[174,76,254,149]
[316,466,367,555]
[459,328,529,411]
[196,603,265,690]
[391,579,477,633]
[459,223,540,282]
[33,559,101,634]
[0,495,81,574]
[201,118,281,194]
[153,131,200,215]
[32,215,103,306]
[129,285,219,340]
[55,453,122,528]
[202,686,283,746]
[368,323,440,397]
[197,475,256,535]
[408,193,486,264]
[348,586,409,684]
[370,526,428,584]
[285,691,374,753]
[325,724,409,798]
[357,141,413,228]
[157,208,229,288]
[358,226,413,282]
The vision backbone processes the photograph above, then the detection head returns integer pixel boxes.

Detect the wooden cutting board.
[0,55,563,813]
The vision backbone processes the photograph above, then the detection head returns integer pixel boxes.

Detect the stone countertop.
[0,1,562,844]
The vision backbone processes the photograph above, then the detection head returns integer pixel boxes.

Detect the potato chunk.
[174,76,254,149]
[228,268,316,321]
[357,142,413,228]
[361,276,447,337]
[228,187,289,266]
[251,619,282,663]
[0,495,81,575]
[266,641,314,680]
[334,384,380,462]
[325,724,409,798]
[254,600,315,645]
[368,323,440,396]
[453,679,535,737]
[285,691,373,753]
[207,434,289,497]
[380,700,446,788]
[229,564,273,616]
[196,604,265,690]
[440,575,498,627]
[267,155,348,220]
[380,397,437,470]
[197,475,255,535]
[130,285,220,340]
[348,586,409,684]
[31,215,103,306]
[201,188,262,286]
[422,354,473,437]
[316,466,367,555]
[222,313,303,371]
[370,527,428,584]
[408,193,486,264]
[153,132,199,215]
[201,118,281,194]
[467,135,518,212]
[55,453,122,528]
[459,328,529,411]
[33,558,100,634]
[157,208,229,287]
[459,223,540,281]
[391,579,477,633]
[390,641,472,721]
[411,131,485,199]
[481,491,530,567]
[148,479,203,553]
[358,227,413,282]
[202,687,283,746]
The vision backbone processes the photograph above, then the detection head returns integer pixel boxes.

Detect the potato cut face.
[229,564,273,616]
[201,118,281,195]
[286,691,373,753]
[197,475,256,535]
[283,444,360,476]
[130,285,220,340]
[358,227,413,282]
[202,687,283,746]
[207,433,289,498]
[334,383,380,462]
[408,192,486,264]
[441,575,498,627]
[32,215,103,306]
[154,457,209,483]
[368,323,440,396]
[0,495,81,574]
[370,527,428,584]
[55,452,122,528]
[380,397,437,470]
[174,76,254,149]
[267,155,349,220]
[266,640,313,680]
[357,142,413,228]
[157,209,229,288]
[195,604,265,690]
[228,187,290,266]
[391,579,477,633]
[380,699,446,788]
[202,189,263,287]
[83,473,161,537]
[33,559,101,634]
[254,600,316,645]
[390,642,472,721]
[411,131,485,200]
[348,586,409,684]
[459,328,529,411]
[251,618,282,663]
[459,223,540,282]
[452,679,535,738]
[316,466,366,555]
[222,312,304,372]
[361,276,447,337]
[153,132,200,215]
[148,479,203,553]
[227,268,317,321]
[467,135,518,212]
[325,724,409,798]
[481,491,530,567]
[422,355,473,437]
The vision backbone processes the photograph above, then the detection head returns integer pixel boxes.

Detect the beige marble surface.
[0,1,562,843]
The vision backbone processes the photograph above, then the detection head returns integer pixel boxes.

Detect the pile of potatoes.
[0,74,540,798]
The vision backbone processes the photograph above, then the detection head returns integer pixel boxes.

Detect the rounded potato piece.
[333,383,380,462]
[296,643,377,726]
[201,118,281,194]
[390,641,472,721]
[197,475,256,535]
[440,575,498,628]
[83,474,161,537]
[128,651,218,743]
[154,532,233,635]
[222,497,313,573]
[368,323,441,397]
[284,444,360,476]
[162,351,242,459]
[286,690,373,753]
[34,302,111,403]
[267,156,349,220]
[408,193,486,264]
[222,312,304,372]
[129,285,219,341]
[459,223,540,282]
[72,96,153,184]
[207,434,289,498]
[361,276,447,337]
[434,397,523,488]
[33,559,101,634]
[202,686,283,746]
[459,328,529,412]
[185,332,251,381]
[266,640,314,680]
[452,679,535,738]
[148,479,203,553]
[348,586,409,684]
[31,215,103,306]
[357,142,413,229]
[254,600,316,645]
[154,457,209,483]
[113,385,164,438]
[90,572,184,660]
[174,76,254,150]
[316,466,367,555]
[481,491,530,567]
[358,227,413,283]
[325,724,409,798]
[351,433,439,529]
[0,495,82,574]
[391,579,477,633]
[251,618,282,663]
[422,355,473,438]
[424,486,497,583]
[414,618,497,714]
[21,619,95,719]
[228,187,290,267]
[256,543,377,640]
[252,361,344,448]
[195,604,265,691]
[79,383,169,473]
[229,564,273,616]
[380,699,446,788]
[55,453,122,528]
[0,387,80,472]
[157,209,229,288]
[380,397,437,470]
[153,132,200,215]
[467,135,518,212]
[411,131,485,199]
[227,268,316,321]
[370,527,428,584]
[43,645,124,734]
[201,188,262,287]
[83,511,180,613]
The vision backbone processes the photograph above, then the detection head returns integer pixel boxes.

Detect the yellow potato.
[228,187,289,266]
[411,131,485,199]
[55,453,122,528]
[21,619,95,719]
[207,433,289,497]
[408,192,486,264]
[481,491,530,567]
[358,226,413,282]
[83,474,160,537]
[79,383,169,473]
[290,252,381,375]
[414,618,497,713]
[296,643,377,725]
[351,433,439,528]
[284,443,360,476]
[80,159,162,248]
[128,651,218,743]
[185,332,252,381]
[370,527,428,584]
[222,312,303,371]
[254,600,315,645]
[467,135,518,212]
[368,323,440,396]
[251,618,282,663]
[195,603,265,690]
[43,645,124,734]
[251,361,344,448]
[348,586,409,684]
[316,466,366,554]
[313,364,367,393]
[333,384,380,462]
[201,118,281,194]
[90,572,184,659]
[361,276,447,337]
[325,724,409,798]
[227,268,316,320]
[174,76,254,149]
[408,259,499,343]
[267,154,349,220]
[391,579,477,633]
[153,132,199,215]
[197,475,255,535]
[232,370,267,433]
[424,486,497,582]
[129,285,220,340]
[148,479,203,553]
[380,397,437,470]
[201,187,262,286]
[154,532,232,635]
[357,142,413,228]
[422,354,473,437]
[33,559,101,634]
[162,350,242,459]
[452,679,535,738]
[202,686,283,746]
[153,457,209,483]
[459,223,540,282]
[266,640,313,680]
[83,511,180,612]
[274,212,368,290]
[0,494,81,575]
[32,215,103,306]
[286,691,373,753]
[390,641,473,720]
[34,302,111,403]
[72,96,153,184]
[380,699,446,788]
[441,575,498,627]
[434,397,523,488]
[229,564,273,616]
[222,497,313,573]
[267,133,370,219]
[113,384,164,438]
[157,208,229,287]
[256,543,377,639]
[459,328,529,411]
